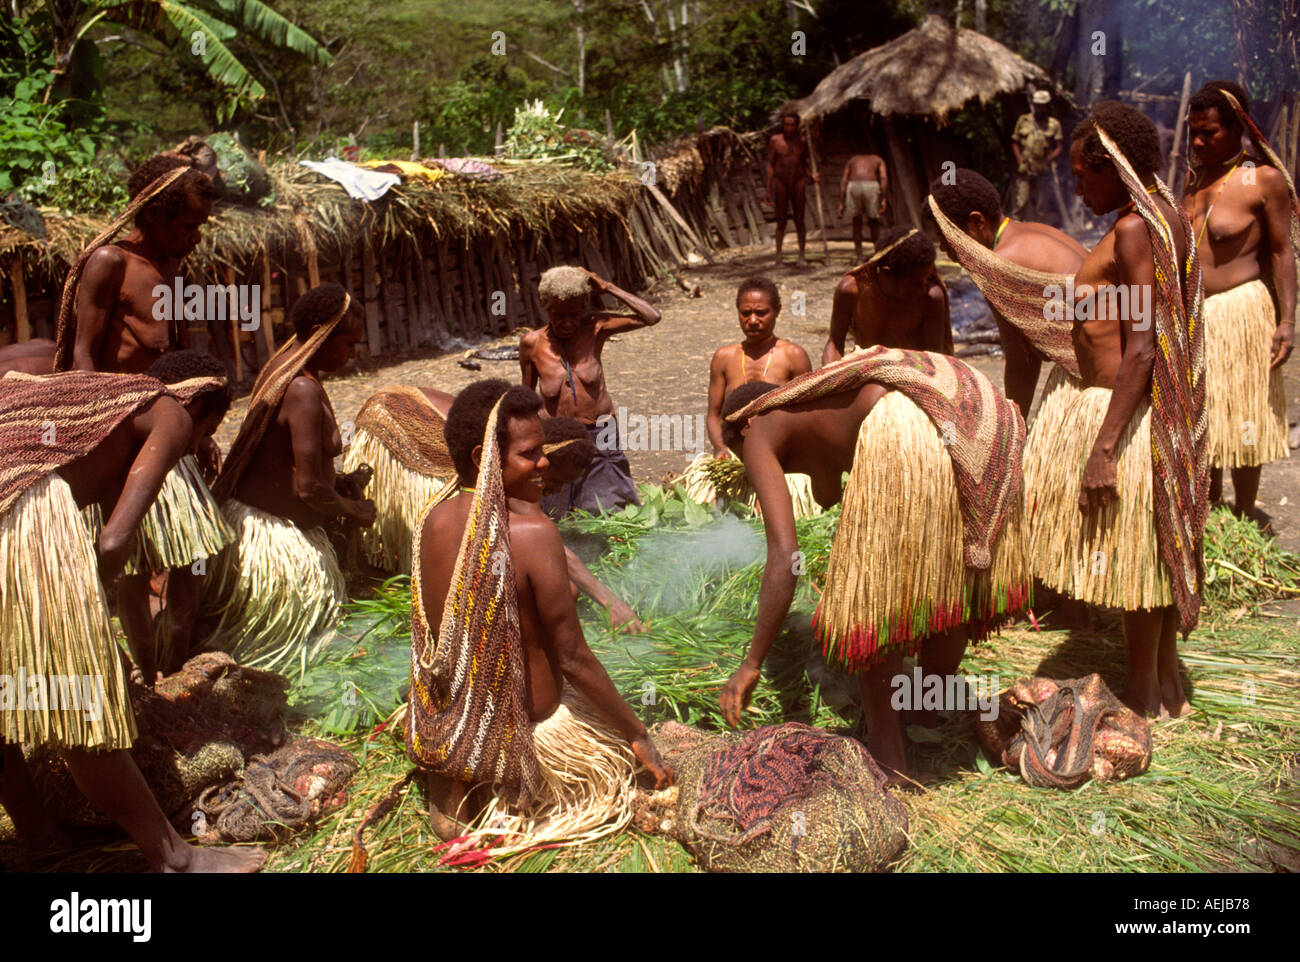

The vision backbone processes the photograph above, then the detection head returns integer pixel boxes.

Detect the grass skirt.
[447,686,637,859]
[0,475,136,750]
[814,391,1029,671]
[83,455,234,576]
[1023,384,1172,609]
[680,452,823,519]
[1203,279,1290,468]
[200,498,346,672]
[1029,364,1085,431]
[341,426,450,574]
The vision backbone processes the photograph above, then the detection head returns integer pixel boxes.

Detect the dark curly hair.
[735,276,781,312]
[289,283,351,340]
[147,349,231,421]
[129,154,219,226]
[542,416,595,479]
[874,225,936,275]
[929,168,1002,226]
[1189,80,1251,127]
[1071,100,1163,179]
[720,380,779,449]
[444,379,544,484]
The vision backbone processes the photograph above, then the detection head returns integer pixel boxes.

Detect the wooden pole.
[1167,70,1194,190]
[260,253,276,355]
[225,266,243,383]
[644,182,713,262]
[806,118,831,263]
[359,234,383,355]
[9,257,30,343]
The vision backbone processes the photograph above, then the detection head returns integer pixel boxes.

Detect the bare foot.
[427,803,469,843]
[795,256,809,269]
[774,252,784,268]
[865,731,910,786]
[1159,677,1192,718]
[1120,688,1163,719]
[163,845,265,873]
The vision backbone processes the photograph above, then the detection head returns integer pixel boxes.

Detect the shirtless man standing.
[519,265,661,515]
[412,380,672,844]
[1182,81,1295,522]
[823,226,952,365]
[706,276,811,457]
[838,145,888,261]
[929,167,1087,419]
[767,112,821,268]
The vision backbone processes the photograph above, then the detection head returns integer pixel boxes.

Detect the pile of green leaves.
[504,99,611,172]
[17,164,126,214]
[1202,505,1300,613]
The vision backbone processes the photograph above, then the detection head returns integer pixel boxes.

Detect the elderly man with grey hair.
[519,264,661,516]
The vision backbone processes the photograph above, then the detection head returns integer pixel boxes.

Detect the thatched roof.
[785,14,1053,124]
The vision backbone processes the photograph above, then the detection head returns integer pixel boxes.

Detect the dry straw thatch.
[784,14,1052,124]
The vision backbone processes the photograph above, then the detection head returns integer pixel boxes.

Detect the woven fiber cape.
[1095,126,1208,634]
[727,345,1025,570]
[926,195,1081,377]
[0,371,173,517]
[1218,89,1300,264]
[406,397,541,807]
[52,166,191,372]
[212,294,349,501]
[354,385,454,479]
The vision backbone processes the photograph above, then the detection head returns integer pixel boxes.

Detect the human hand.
[719,663,761,728]
[351,498,378,527]
[631,733,675,788]
[608,598,646,634]
[713,447,733,460]
[97,529,137,585]
[1079,448,1118,512]
[1270,321,1294,369]
[195,434,222,483]
[581,267,608,293]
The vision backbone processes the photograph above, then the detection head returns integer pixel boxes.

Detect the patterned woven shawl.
[1218,89,1300,262]
[355,385,454,479]
[406,397,540,806]
[927,195,1081,376]
[727,346,1025,570]
[212,294,349,501]
[52,166,192,372]
[0,371,168,518]
[1096,127,1208,634]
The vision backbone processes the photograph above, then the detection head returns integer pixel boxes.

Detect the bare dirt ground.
[214,239,1300,550]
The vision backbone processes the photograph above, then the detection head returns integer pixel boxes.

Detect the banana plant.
[21,0,331,121]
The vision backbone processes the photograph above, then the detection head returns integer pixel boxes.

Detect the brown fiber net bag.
[649,721,908,873]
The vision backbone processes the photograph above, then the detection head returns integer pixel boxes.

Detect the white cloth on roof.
[299,157,400,201]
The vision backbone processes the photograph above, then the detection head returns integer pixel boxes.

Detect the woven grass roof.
[784,14,1052,125]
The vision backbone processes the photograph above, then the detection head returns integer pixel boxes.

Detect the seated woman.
[203,283,374,670]
[407,379,672,855]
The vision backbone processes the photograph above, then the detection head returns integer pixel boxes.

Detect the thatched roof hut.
[780,15,1060,227]
[787,14,1050,125]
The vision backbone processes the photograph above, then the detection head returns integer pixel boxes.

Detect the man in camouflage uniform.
[1010,90,1063,223]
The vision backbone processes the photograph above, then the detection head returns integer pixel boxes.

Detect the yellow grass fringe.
[447,686,637,859]
[680,452,822,519]
[1203,279,1290,468]
[1028,364,1084,431]
[341,426,450,574]
[0,475,136,750]
[200,498,346,672]
[1024,385,1172,609]
[817,391,1029,669]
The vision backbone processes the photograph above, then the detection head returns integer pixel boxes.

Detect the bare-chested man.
[59,155,219,374]
[412,380,672,846]
[706,276,811,457]
[838,145,888,261]
[767,112,821,268]
[1182,81,1295,522]
[203,284,374,669]
[823,226,953,365]
[519,265,660,515]
[929,167,1087,418]
[0,363,262,871]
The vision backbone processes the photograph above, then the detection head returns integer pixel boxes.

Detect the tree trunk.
[975,0,987,34]
[573,0,586,97]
